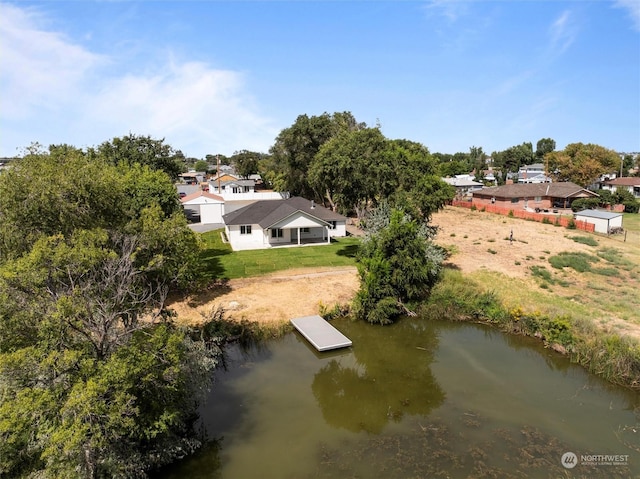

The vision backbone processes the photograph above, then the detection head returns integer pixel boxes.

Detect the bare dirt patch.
[169,267,359,326]
[431,206,595,278]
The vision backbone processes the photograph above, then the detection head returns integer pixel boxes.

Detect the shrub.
[548,252,599,272]
[568,235,598,247]
[567,218,577,229]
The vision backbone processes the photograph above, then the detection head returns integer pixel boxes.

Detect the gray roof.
[219,179,255,187]
[473,182,598,199]
[223,197,346,228]
[574,209,623,220]
[442,178,483,187]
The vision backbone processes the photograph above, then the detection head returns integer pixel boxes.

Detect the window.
[271,228,283,238]
[511,197,520,204]
[534,196,542,203]
[329,221,337,229]
[301,228,310,233]
[240,225,252,235]
[232,186,241,193]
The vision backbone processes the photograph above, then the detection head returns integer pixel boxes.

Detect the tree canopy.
[352,205,446,325]
[93,134,185,181]
[545,142,621,187]
[0,144,217,478]
[267,112,366,197]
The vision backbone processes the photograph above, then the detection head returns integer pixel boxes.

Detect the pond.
[156,318,639,478]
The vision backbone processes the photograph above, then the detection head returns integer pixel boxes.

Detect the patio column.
[326,226,330,244]
[297,227,301,245]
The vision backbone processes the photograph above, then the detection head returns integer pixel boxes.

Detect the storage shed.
[180,191,225,224]
[573,209,623,234]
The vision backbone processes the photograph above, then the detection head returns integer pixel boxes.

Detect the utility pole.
[217,154,221,194]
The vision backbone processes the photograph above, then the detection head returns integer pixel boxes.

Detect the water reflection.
[156,318,639,479]
[311,319,445,433]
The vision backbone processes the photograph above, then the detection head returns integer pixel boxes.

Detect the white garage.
[180,191,225,224]
[574,209,623,234]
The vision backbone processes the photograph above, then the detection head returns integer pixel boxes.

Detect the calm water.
[157,318,639,479]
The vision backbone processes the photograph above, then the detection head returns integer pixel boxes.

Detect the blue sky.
[1,1,639,159]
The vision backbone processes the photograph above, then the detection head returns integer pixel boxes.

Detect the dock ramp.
[290,315,352,352]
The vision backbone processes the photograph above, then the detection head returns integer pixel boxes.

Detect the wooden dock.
[290,315,352,352]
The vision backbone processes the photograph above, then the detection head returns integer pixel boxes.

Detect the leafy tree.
[194,159,210,172]
[469,146,487,180]
[0,145,215,478]
[492,142,535,182]
[268,112,365,198]
[352,207,445,325]
[384,140,455,222]
[535,138,556,160]
[545,143,620,187]
[309,127,387,214]
[229,150,267,179]
[93,134,184,181]
[0,149,182,261]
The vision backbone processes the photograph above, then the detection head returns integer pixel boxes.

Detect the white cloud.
[87,61,278,156]
[0,3,277,157]
[423,0,470,23]
[549,10,577,55]
[0,3,105,118]
[614,0,640,31]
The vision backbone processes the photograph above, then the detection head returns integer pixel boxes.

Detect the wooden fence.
[451,201,596,233]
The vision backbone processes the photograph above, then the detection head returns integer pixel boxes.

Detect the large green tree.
[308,127,387,215]
[492,142,535,183]
[229,150,269,179]
[0,145,216,478]
[545,143,621,187]
[385,140,455,222]
[93,134,185,181]
[267,112,365,197]
[352,206,446,325]
[535,138,556,160]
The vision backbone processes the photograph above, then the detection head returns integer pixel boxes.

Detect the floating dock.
[290,315,352,352]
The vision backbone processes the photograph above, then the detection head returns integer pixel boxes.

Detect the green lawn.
[198,229,360,279]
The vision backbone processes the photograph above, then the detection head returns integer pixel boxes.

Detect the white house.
[602,177,640,199]
[222,197,347,251]
[442,177,484,197]
[180,191,225,224]
[518,163,552,184]
[210,178,288,201]
[574,209,623,234]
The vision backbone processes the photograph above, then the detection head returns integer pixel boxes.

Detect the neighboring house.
[518,163,551,184]
[574,209,623,234]
[180,191,225,224]
[472,182,598,210]
[223,197,347,251]
[442,177,484,197]
[210,178,289,201]
[211,179,255,195]
[210,172,239,184]
[602,177,640,199]
[179,171,206,184]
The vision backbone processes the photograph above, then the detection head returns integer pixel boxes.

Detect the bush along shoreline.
[419,268,640,390]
